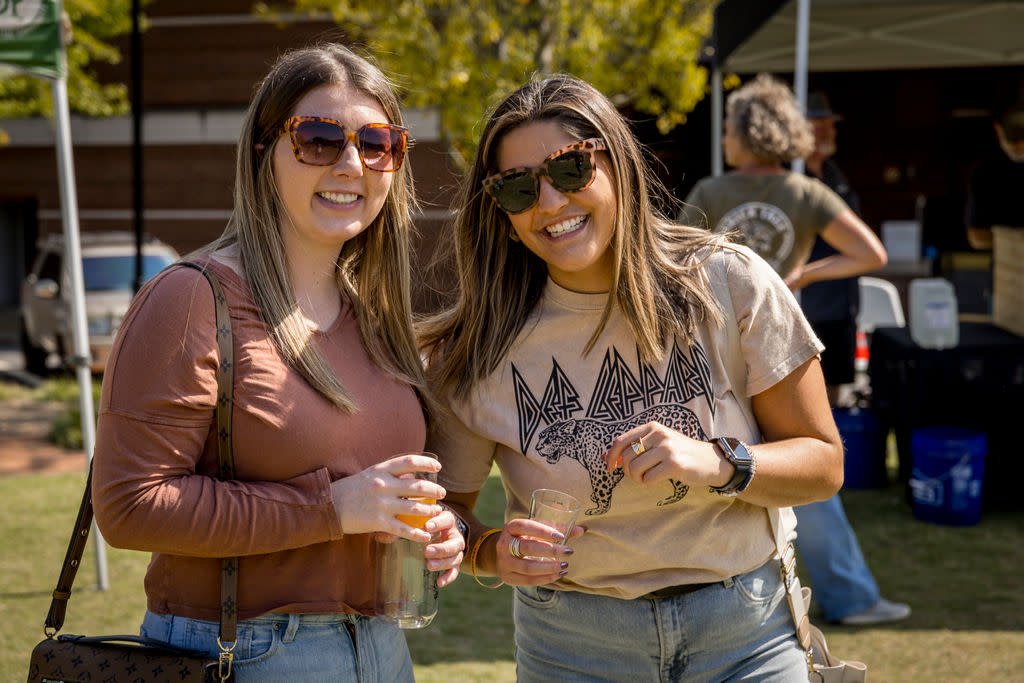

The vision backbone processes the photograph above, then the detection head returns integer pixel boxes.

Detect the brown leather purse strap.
[44,464,96,634]
[44,261,238,645]
[180,261,238,644]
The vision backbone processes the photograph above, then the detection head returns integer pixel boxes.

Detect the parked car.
[19,232,180,374]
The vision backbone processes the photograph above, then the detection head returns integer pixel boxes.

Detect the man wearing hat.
[795,92,912,626]
[801,92,861,407]
[966,102,1024,249]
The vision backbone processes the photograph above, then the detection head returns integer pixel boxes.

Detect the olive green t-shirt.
[681,172,849,277]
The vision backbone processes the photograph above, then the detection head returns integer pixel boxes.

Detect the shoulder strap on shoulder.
[177,261,238,644]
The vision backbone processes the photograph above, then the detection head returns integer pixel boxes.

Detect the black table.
[868,322,1024,510]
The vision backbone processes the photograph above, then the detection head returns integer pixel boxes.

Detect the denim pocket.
[514,584,560,609]
[730,560,785,606]
[232,623,282,666]
[180,617,281,663]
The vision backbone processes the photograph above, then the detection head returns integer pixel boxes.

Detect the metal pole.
[792,0,811,175]
[51,75,109,590]
[131,0,143,293]
[711,68,723,177]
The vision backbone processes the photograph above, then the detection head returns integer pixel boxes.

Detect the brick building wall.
[0,2,461,316]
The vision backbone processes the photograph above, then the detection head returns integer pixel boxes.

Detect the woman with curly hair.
[681,73,886,289]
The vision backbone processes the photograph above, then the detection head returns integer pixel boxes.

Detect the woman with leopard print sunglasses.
[419,75,843,682]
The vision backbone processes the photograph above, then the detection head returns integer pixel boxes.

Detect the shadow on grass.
[816,486,1024,633]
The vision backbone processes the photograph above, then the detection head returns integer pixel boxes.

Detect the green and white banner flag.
[0,0,64,80]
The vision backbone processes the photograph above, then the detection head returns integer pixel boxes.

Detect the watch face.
[712,437,756,496]
[721,437,753,465]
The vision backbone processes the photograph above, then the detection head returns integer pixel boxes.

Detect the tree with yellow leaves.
[258,0,718,164]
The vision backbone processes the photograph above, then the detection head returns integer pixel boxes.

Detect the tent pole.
[711,68,723,177]
[792,0,810,175]
[50,75,109,591]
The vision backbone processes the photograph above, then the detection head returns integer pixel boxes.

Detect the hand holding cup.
[529,488,582,538]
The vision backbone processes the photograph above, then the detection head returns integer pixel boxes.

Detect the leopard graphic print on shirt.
[534,387,707,515]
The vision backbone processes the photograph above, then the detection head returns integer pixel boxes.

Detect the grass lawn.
[3,464,1022,681]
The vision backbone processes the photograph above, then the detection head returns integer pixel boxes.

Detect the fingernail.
[551,531,565,541]
[562,547,574,555]
[558,569,569,576]
[560,561,569,569]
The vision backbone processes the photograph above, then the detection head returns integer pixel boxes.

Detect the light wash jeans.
[794,494,880,622]
[140,610,414,682]
[512,558,807,682]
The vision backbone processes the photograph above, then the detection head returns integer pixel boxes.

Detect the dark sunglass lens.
[359,126,403,170]
[547,150,593,192]
[293,120,346,165]
[492,171,539,213]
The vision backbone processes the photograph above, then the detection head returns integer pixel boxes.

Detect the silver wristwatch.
[709,437,756,497]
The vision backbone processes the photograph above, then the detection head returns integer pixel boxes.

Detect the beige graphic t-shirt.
[433,245,822,600]
[681,172,849,277]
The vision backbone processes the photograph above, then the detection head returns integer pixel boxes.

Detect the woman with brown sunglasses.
[419,75,844,681]
[91,43,463,681]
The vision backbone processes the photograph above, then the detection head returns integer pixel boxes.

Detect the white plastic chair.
[856,276,906,333]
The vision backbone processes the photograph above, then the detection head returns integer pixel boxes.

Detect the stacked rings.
[630,439,646,456]
[509,536,525,559]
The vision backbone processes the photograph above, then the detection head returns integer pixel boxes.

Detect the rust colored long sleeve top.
[92,258,426,620]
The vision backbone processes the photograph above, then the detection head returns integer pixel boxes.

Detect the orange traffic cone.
[854,329,870,372]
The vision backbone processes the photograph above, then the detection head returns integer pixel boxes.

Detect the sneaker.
[838,598,911,625]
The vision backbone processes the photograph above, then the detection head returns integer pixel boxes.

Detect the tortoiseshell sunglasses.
[482,138,607,214]
[277,115,408,172]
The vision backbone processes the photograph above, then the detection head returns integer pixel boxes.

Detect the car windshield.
[82,254,176,292]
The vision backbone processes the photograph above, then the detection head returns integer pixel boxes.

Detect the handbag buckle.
[217,638,236,681]
[779,542,798,590]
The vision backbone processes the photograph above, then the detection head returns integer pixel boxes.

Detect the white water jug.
[909,278,959,349]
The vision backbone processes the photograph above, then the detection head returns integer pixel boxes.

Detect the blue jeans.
[513,558,807,682]
[794,494,880,621]
[140,610,413,682]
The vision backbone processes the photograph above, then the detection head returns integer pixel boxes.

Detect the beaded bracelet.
[469,528,505,589]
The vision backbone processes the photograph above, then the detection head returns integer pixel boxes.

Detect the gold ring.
[509,536,525,559]
[631,439,646,456]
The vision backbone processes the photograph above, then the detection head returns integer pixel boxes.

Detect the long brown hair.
[196,42,428,413]
[419,75,725,402]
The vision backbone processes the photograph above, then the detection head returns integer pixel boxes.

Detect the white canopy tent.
[706,0,1024,174]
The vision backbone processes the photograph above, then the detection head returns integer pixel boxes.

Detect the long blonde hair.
[197,43,427,414]
[420,75,725,402]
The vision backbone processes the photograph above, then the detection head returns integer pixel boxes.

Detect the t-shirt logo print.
[512,341,713,515]
[718,201,795,272]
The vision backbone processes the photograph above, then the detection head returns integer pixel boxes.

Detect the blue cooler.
[833,407,887,489]
[910,427,987,526]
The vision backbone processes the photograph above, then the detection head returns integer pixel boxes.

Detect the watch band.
[440,503,469,541]
[710,437,756,497]
[454,515,469,541]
